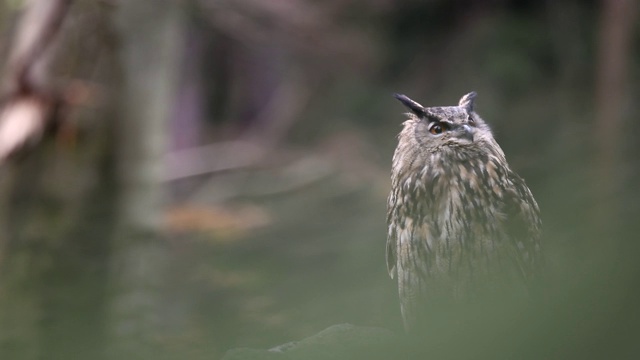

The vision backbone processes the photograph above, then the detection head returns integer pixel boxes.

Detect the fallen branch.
[164,140,266,181]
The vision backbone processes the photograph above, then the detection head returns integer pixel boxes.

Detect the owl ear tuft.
[458,91,477,112]
[394,93,425,117]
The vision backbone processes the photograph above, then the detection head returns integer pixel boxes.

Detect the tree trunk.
[107,0,184,357]
[593,0,636,235]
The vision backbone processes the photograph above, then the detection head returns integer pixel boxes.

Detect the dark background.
[0,0,638,359]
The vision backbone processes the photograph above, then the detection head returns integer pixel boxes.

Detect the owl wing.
[386,233,397,279]
[503,173,542,281]
[386,192,398,279]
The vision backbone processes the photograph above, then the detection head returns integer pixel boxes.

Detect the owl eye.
[429,122,448,135]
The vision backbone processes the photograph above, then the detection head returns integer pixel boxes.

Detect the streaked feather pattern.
[387,93,541,332]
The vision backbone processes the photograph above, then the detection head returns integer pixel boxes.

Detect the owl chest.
[394,171,505,247]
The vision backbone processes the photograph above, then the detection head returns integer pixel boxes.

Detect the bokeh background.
[0,0,638,359]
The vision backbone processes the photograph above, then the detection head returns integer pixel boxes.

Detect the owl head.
[394,92,500,156]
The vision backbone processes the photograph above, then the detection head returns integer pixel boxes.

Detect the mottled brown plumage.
[387,92,541,332]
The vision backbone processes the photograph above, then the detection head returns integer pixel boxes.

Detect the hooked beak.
[457,124,475,142]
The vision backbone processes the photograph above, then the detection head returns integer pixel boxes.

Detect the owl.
[386,92,541,332]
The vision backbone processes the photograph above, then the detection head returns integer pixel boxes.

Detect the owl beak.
[459,124,475,142]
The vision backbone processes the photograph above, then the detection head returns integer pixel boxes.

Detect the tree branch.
[0,0,72,162]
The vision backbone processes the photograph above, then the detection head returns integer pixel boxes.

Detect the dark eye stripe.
[425,115,439,123]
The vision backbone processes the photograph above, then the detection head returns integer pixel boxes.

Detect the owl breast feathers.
[386,92,541,332]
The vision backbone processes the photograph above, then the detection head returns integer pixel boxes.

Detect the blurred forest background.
[0,0,638,359]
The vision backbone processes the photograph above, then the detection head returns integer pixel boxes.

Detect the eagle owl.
[386,92,541,332]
